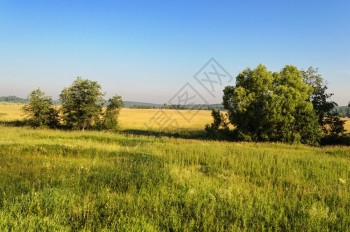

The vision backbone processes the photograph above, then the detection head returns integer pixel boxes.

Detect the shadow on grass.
[320,135,350,146]
[121,129,209,140]
[0,120,27,127]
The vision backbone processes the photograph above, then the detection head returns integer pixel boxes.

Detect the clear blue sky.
[0,0,349,105]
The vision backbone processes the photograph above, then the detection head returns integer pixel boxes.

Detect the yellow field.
[344,118,350,132]
[119,108,212,131]
[0,102,25,121]
[0,103,212,130]
[1,102,349,132]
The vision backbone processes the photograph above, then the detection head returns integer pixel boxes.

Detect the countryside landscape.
[1,1,350,231]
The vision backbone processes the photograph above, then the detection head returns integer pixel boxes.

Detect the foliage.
[100,94,124,130]
[22,89,59,128]
[59,77,105,130]
[1,126,350,231]
[205,109,229,139]
[301,67,345,136]
[222,64,321,145]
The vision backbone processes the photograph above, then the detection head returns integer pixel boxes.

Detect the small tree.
[22,88,59,128]
[101,94,123,130]
[60,77,104,130]
[205,109,230,139]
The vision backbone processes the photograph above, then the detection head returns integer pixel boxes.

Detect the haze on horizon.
[0,1,349,105]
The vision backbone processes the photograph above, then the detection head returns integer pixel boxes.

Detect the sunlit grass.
[0,126,350,230]
[1,103,350,230]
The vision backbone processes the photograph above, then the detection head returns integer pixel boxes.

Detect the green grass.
[0,126,350,231]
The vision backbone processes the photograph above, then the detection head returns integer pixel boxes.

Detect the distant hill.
[123,101,224,110]
[332,106,350,117]
[123,101,162,108]
[0,96,224,110]
[0,96,28,103]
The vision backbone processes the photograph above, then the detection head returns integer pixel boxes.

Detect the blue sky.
[0,0,349,105]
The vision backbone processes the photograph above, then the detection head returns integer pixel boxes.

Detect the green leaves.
[23,77,123,131]
[22,89,59,128]
[60,77,105,130]
[222,64,321,145]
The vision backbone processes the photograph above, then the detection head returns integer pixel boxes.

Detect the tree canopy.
[222,64,321,145]
[301,67,345,136]
[60,77,105,130]
[22,88,59,128]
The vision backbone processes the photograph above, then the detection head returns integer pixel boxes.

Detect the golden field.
[1,102,349,132]
[0,103,212,131]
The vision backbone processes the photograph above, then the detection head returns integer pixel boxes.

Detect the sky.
[0,0,349,105]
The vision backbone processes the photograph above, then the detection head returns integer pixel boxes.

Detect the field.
[1,103,350,231]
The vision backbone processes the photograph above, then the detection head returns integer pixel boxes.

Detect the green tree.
[22,88,59,128]
[205,109,229,138]
[301,67,345,136]
[101,94,124,130]
[222,64,320,145]
[60,77,104,130]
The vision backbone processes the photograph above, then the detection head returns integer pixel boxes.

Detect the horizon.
[1,1,349,105]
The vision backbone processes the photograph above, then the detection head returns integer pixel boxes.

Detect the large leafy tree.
[301,67,345,136]
[60,77,105,130]
[22,88,59,128]
[222,64,320,145]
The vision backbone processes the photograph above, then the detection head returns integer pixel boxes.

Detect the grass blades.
[0,126,350,231]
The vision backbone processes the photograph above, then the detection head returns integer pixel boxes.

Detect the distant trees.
[22,77,123,131]
[22,89,59,128]
[0,96,28,103]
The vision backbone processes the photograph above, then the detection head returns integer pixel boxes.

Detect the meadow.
[0,102,350,231]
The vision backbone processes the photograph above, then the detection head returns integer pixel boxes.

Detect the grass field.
[1,102,350,231]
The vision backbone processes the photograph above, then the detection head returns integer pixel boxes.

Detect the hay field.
[0,103,213,130]
[1,102,349,132]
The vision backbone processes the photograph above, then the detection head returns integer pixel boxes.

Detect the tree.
[222,64,321,145]
[60,77,104,130]
[22,88,59,128]
[205,109,229,138]
[101,94,124,130]
[301,67,345,136]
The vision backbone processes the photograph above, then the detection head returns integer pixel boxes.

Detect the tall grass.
[0,126,350,231]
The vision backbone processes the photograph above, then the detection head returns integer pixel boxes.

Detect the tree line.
[20,66,350,146]
[22,77,123,131]
[206,65,348,146]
